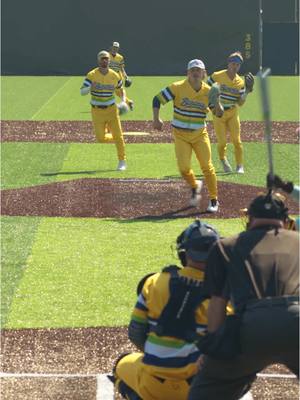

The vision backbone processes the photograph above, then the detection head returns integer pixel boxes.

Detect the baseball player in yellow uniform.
[153,59,224,213]
[109,41,134,110]
[80,50,127,171]
[113,220,221,400]
[207,52,254,174]
[112,221,252,400]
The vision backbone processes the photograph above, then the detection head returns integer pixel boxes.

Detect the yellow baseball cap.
[97,50,110,59]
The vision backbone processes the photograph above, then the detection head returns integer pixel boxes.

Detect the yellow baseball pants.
[173,128,217,200]
[212,107,243,165]
[116,353,191,400]
[91,104,126,161]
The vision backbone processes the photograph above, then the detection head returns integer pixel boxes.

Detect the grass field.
[2,76,299,121]
[1,75,299,330]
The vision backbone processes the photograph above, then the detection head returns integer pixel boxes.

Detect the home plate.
[123,131,150,136]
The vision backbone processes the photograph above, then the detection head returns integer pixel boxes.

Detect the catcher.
[109,41,134,110]
[111,220,253,400]
[112,220,221,399]
[80,50,127,171]
[153,59,224,213]
[207,51,254,174]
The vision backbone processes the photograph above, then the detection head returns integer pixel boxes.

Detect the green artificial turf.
[1,76,299,121]
[4,217,244,329]
[2,142,298,190]
[1,216,41,327]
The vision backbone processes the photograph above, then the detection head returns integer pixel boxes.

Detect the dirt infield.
[1,327,298,399]
[1,120,299,143]
[2,178,299,219]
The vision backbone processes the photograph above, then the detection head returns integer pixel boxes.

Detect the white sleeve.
[80,78,92,96]
[80,86,90,96]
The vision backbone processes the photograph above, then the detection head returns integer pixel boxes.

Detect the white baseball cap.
[187,59,205,70]
[97,50,110,60]
[112,41,120,48]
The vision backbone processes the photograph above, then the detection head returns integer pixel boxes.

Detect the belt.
[91,104,113,109]
[246,295,299,310]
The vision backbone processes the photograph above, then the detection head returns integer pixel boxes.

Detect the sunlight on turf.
[5,218,243,329]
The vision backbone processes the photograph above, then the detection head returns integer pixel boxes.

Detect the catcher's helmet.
[176,219,220,266]
[248,193,289,221]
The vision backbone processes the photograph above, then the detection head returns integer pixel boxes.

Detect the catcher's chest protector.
[154,266,207,342]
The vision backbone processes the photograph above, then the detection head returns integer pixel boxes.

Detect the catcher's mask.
[247,192,289,221]
[176,219,220,266]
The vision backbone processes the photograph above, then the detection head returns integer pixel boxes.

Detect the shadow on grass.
[117,206,214,222]
[40,169,115,176]
[163,171,233,180]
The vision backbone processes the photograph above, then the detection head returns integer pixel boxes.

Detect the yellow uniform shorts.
[173,127,217,199]
[116,353,192,400]
[91,104,126,161]
[212,106,243,165]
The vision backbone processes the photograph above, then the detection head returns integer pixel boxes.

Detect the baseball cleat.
[236,165,245,174]
[207,199,219,213]
[117,160,127,171]
[190,180,203,207]
[221,158,232,173]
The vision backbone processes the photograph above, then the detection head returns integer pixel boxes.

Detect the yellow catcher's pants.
[116,353,191,400]
[91,104,126,161]
[173,128,217,200]
[212,107,243,165]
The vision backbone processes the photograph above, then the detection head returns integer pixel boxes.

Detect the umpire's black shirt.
[204,226,299,309]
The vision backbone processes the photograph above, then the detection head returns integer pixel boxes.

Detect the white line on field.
[257,373,297,379]
[30,77,72,120]
[1,372,297,381]
[0,372,96,378]
[96,374,114,400]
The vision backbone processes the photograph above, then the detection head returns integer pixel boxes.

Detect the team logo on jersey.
[92,83,115,90]
[220,84,240,95]
[181,98,206,110]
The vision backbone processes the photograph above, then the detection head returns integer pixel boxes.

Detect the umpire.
[189,192,299,400]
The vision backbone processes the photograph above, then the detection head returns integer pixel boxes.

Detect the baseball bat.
[258,68,273,184]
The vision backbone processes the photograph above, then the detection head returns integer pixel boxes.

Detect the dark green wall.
[2,0,261,75]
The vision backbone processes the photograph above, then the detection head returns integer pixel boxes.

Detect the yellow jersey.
[82,67,122,107]
[131,267,209,379]
[207,70,245,110]
[108,52,125,74]
[156,79,211,131]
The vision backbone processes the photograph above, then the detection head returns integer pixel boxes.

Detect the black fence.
[1,0,298,75]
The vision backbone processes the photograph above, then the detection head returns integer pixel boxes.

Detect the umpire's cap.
[247,193,289,220]
[177,219,220,265]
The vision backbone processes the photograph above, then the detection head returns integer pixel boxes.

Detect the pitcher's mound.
[1,179,298,219]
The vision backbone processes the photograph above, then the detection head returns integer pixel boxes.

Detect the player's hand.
[153,118,163,130]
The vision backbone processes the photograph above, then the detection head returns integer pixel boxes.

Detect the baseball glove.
[125,77,132,87]
[245,72,254,92]
[208,83,221,108]
[117,101,129,115]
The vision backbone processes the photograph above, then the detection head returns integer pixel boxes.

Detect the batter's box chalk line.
[0,372,297,400]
